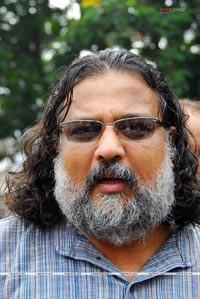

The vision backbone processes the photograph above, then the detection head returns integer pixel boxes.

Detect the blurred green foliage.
[0,0,199,144]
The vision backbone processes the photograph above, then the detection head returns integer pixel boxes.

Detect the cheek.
[60,139,93,182]
[128,140,166,182]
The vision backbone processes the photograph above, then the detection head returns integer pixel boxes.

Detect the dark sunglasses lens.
[63,121,102,142]
[116,119,156,139]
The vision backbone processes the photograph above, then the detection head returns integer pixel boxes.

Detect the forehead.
[187,113,200,141]
[66,71,159,120]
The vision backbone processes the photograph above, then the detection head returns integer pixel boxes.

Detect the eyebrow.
[117,113,152,119]
[66,113,153,121]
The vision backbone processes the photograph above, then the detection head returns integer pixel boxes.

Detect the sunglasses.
[60,117,164,142]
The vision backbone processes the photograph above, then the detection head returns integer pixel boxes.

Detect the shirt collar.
[54,221,199,280]
[133,225,199,283]
[54,220,121,273]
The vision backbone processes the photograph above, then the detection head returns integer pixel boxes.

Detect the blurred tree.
[68,0,200,97]
[0,0,199,145]
[0,0,63,139]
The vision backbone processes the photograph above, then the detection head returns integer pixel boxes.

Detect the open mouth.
[95,175,126,193]
[97,177,124,184]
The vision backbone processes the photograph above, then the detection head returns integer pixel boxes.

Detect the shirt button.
[96,256,102,260]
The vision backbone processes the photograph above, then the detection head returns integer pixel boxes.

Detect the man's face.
[187,110,200,155]
[186,109,200,176]
[61,71,167,190]
[55,71,175,245]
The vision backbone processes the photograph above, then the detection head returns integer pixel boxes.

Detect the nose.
[94,126,126,161]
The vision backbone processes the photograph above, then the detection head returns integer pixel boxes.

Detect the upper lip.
[96,174,124,182]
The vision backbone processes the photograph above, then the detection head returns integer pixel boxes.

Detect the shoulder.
[0,217,77,274]
[0,216,32,237]
[0,216,74,245]
[177,224,200,263]
[0,217,59,271]
[188,225,200,248]
[180,225,200,244]
[0,216,74,252]
[0,216,33,271]
[0,216,33,251]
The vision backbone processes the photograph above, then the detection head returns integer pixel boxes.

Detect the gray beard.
[54,139,175,246]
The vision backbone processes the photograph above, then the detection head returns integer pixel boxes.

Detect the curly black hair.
[5,49,200,227]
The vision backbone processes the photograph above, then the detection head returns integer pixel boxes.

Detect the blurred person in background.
[180,99,200,176]
[179,99,200,153]
[0,50,200,299]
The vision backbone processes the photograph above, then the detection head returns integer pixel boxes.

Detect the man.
[1,50,200,298]
[180,99,200,154]
[180,99,200,177]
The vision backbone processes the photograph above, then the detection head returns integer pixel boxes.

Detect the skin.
[185,108,200,153]
[184,107,200,176]
[59,71,173,279]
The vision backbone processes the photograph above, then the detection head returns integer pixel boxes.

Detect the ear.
[168,126,177,146]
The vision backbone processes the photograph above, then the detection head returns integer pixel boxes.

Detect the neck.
[85,224,171,281]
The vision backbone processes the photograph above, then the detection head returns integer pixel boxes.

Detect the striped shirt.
[0,216,200,299]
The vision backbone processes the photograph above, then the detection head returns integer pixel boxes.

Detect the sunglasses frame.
[60,117,165,142]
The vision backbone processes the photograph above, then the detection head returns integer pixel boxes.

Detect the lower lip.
[97,181,125,193]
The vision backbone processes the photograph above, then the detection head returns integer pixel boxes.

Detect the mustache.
[85,160,137,190]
